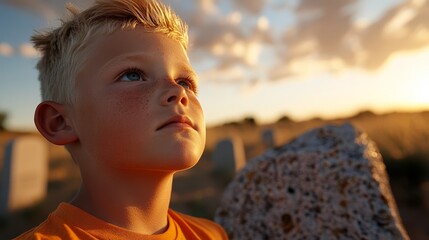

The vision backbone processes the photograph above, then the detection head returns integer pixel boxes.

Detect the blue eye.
[177,78,198,94]
[119,69,146,81]
[178,79,192,89]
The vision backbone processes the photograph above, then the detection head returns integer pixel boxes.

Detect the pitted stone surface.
[215,123,409,240]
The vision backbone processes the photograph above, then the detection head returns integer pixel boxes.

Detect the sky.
[1,0,429,131]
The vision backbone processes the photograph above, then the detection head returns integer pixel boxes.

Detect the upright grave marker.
[261,128,276,148]
[212,136,246,184]
[0,136,48,216]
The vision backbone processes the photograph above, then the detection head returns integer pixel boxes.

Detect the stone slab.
[0,136,48,215]
[212,136,246,179]
[215,123,409,239]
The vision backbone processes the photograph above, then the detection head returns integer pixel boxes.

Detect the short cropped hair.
[32,0,188,104]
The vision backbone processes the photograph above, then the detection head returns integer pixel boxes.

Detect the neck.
[71,167,174,235]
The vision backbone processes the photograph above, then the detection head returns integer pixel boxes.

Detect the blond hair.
[32,0,188,104]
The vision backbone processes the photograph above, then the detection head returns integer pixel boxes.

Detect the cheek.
[102,85,156,123]
[191,97,205,125]
[109,94,149,123]
[191,96,206,146]
[77,87,155,147]
[89,92,154,165]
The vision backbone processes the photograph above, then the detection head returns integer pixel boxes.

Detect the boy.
[16,0,228,239]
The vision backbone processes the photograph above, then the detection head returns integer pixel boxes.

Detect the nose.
[161,83,189,107]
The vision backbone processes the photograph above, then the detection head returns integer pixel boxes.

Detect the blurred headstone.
[212,136,246,184]
[0,136,48,216]
[261,128,276,148]
[215,123,409,240]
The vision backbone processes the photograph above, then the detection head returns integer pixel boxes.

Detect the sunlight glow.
[379,46,429,109]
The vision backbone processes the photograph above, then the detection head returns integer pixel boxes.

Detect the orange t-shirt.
[15,203,228,240]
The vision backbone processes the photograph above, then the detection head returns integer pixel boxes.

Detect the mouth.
[156,115,195,131]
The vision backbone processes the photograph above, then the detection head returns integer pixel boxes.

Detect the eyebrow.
[98,53,152,71]
[178,65,199,81]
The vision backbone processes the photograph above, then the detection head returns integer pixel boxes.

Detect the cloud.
[19,43,39,58]
[257,16,269,31]
[181,2,274,85]
[232,0,267,15]
[207,35,263,66]
[272,0,429,80]
[358,0,429,70]
[0,43,14,56]
[199,0,219,15]
[198,65,246,83]
[185,0,278,83]
[0,42,40,58]
[2,0,93,20]
[3,0,57,19]
[182,0,429,82]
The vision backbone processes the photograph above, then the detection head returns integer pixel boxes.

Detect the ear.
[34,101,78,145]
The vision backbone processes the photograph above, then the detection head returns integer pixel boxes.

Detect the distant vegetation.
[0,111,7,131]
[276,115,295,123]
[222,116,258,127]
[351,110,376,118]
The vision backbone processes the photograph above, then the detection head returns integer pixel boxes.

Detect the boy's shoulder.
[15,203,228,240]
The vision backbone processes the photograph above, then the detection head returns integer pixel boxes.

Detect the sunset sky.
[1,0,429,131]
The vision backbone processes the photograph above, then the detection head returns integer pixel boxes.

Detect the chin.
[120,150,202,172]
[160,149,202,171]
[176,156,200,170]
[155,138,204,171]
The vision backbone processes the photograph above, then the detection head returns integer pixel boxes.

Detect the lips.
[156,115,194,131]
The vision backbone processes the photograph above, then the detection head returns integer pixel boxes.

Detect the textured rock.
[215,123,409,240]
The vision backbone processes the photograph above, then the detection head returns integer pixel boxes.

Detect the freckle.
[140,97,149,108]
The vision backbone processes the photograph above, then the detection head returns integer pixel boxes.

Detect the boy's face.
[67,27,205,172]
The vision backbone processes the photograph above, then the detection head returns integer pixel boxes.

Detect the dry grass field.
[1,111,429,239]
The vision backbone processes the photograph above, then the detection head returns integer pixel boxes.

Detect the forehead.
[79,26,192,77]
